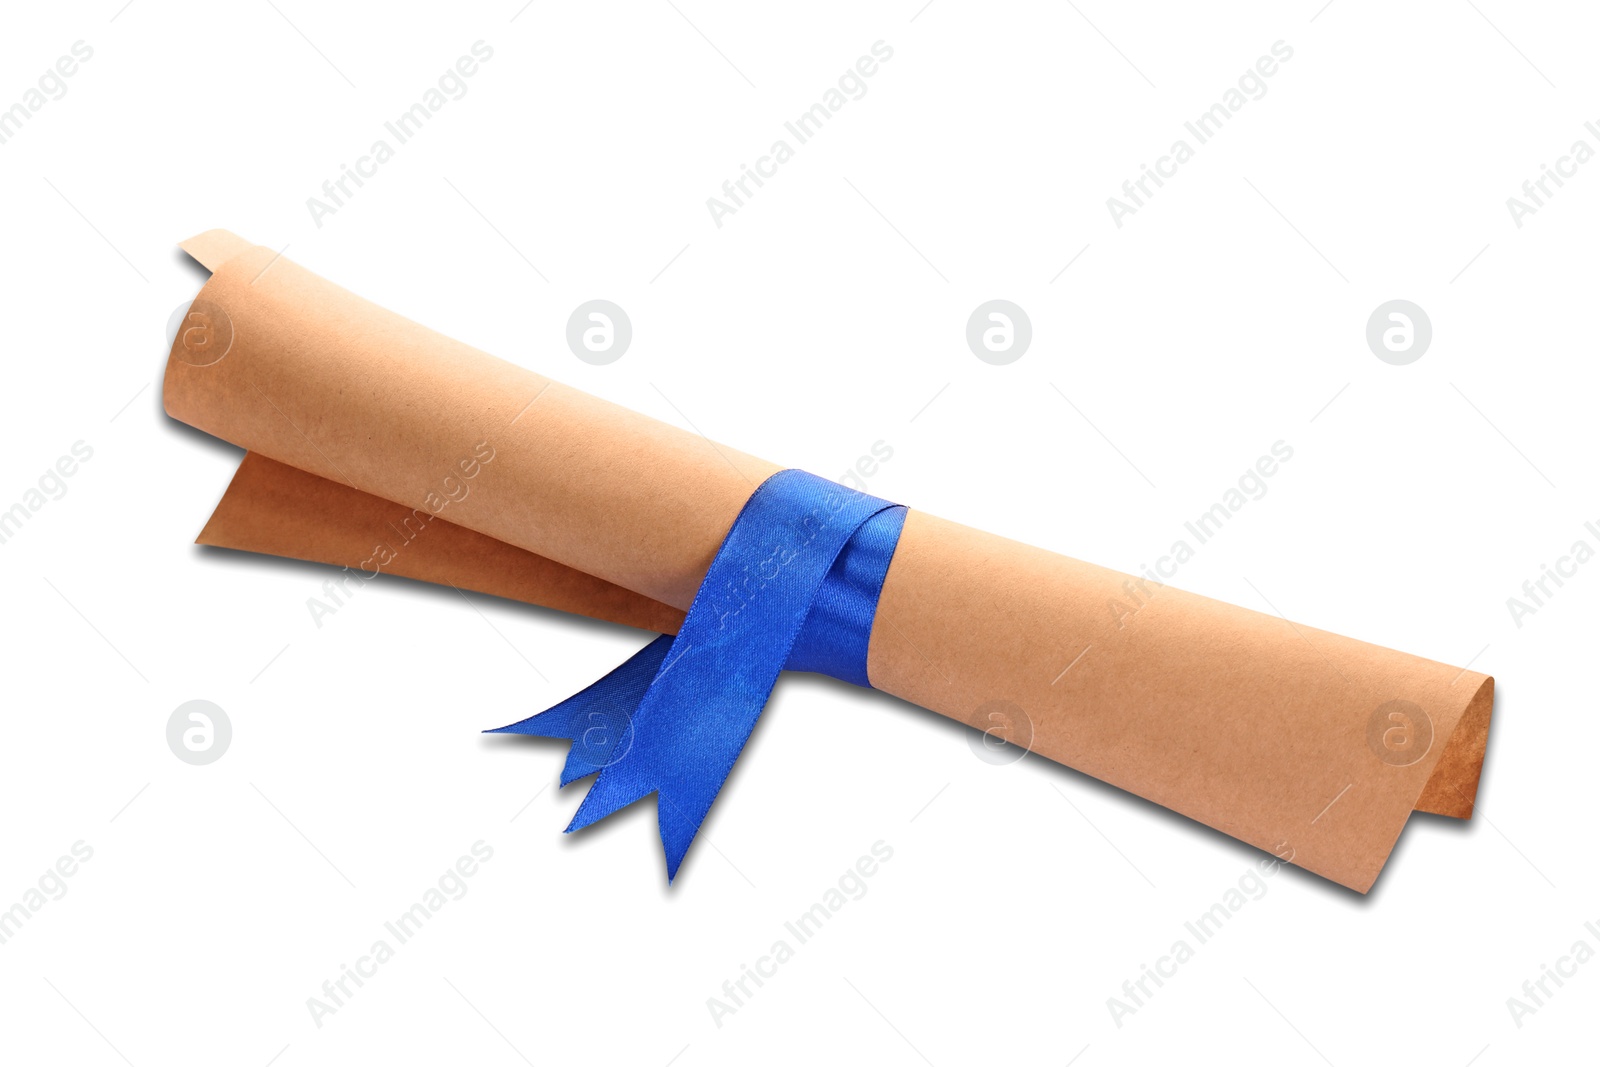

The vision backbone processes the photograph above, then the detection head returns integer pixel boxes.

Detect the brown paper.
[165,231,1494,893]
[201,451,684,635]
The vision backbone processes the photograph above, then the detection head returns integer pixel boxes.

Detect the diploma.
[165,230,1493,892]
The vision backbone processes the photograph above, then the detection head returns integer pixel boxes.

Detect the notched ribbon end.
[559,779,703,885]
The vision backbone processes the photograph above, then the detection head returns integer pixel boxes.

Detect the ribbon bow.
[488,469,907,880]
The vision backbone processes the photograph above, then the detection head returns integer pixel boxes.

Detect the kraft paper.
[164,231,1494,893]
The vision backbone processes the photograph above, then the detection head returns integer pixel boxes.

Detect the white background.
[1,1,1596,1063]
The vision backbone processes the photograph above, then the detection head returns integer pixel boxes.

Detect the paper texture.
[201,451,684,636]
[165,231,1494,893]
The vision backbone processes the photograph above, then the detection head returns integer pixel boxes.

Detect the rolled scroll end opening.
[1413,674,1495,820]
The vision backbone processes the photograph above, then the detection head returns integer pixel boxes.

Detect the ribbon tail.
[624,665,790,882]
[657,785,719,884]
[485,634,673,786]
[561,775,708,884]
[558,656,783,881]
[568,750,752,883]
[563,771,657,834]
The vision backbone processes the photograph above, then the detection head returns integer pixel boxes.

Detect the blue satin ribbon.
[487,469,907,881]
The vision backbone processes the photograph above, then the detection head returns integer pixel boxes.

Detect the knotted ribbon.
[487,469,908,880]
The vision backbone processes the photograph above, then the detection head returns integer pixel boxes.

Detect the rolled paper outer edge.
[164,231,1494,894]
[200,451,686,637]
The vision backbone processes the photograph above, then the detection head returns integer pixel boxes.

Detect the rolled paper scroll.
[165,230,1495,893]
